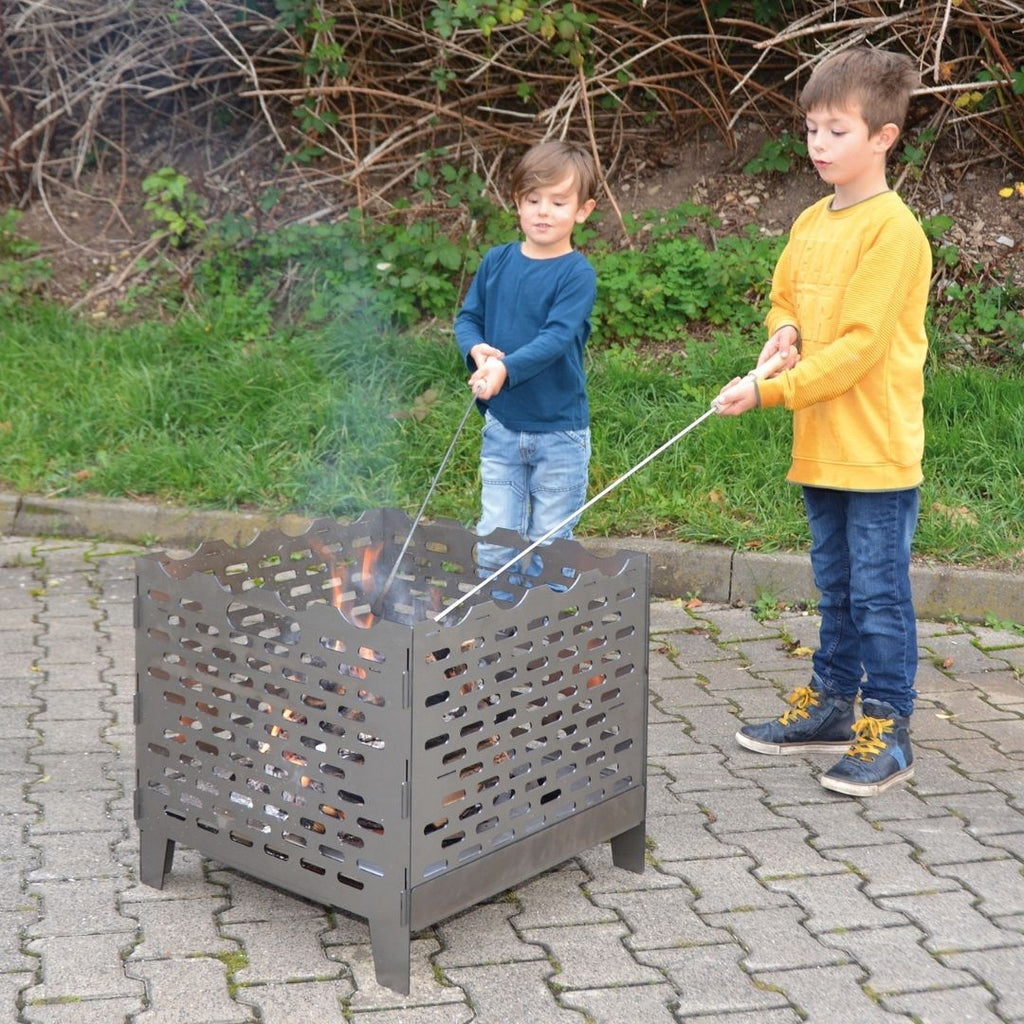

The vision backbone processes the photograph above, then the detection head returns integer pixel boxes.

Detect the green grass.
[1,298,1020,570]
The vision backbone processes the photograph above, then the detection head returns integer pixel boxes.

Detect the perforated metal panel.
[135,509,648,993]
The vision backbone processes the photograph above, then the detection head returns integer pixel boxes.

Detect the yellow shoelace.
[778,686,820,725]
[845,715,894,761]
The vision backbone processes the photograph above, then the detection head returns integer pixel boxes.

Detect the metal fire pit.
[134,508,649,993]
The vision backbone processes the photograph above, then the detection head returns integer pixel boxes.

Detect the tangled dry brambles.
[1,1,1022,229]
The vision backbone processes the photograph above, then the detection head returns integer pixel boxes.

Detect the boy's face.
[804,104,897,198]
[515,173,596,259]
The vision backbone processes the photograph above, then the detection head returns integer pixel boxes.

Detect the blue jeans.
[476,411,590,583]
[803,486,919,718]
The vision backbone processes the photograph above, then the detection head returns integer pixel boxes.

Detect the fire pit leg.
[139,829,176,889]
[610,821,646,874]
[368,914,411,995]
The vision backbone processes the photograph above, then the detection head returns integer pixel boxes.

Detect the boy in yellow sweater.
[715,47,930,797]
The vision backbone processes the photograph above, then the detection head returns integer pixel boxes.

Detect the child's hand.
[469,343,505,370]
[759,326,800,374]
[714,377,758,416]
[469,357,507,400]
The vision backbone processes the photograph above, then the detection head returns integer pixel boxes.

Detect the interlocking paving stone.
[30,688,112,721]
[732,827,855,881]
[965,668,1024,704]
[885,812,1008,865]
[904,704,989,743]
[704,905,844,972]
[939,947,1024,1019]
[126,897,236,959]
[518,921,664,989]
[688,786,796,835]
[656,751,753,793]
[645,771,691,816]
[235,979,355,1024]
[729,761,841,806]
[662,705,750,755]
[27,878,136,937]
[928,735,1024,773]
[644,812,745,862]
[938,790,1024,837]
[512,866,619,929]
[752,963,905,1023]
[28,788,117,834]
[561,982,682,1023]
[647,718,710,755]
[818,923,977,994]
[877,889,1024,953]
[699,658,782,693]
[665,855,796,914]
[727,638,815,673]
[32,718,109,754]
[649,673,729,709]
[443,961,577,1023]
[763,872,909,933]
[434,901,546,967]
[966,716,1024,751]
[26,830,123,881]
[592,884,733,950]
[881,985,1004,1024]
[858,784,950,822]
[823,842,961,898]
[126,956,252,1024]
[773,798,906,850]
[24,932,143,1002]
[229,916,345,984]
[932,857,1024,915]
[639,943,793,1016]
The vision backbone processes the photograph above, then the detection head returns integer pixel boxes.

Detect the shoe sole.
[734,730,853,756]
[819,764,914,797]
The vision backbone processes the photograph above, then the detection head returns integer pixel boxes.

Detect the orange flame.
[309,537,383,629]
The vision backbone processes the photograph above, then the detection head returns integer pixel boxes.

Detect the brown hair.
[799,47,920,135]
[510,140,599,205]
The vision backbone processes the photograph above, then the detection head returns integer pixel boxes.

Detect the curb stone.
[3,490,1021,624]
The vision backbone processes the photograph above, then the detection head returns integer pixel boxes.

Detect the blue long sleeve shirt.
[454,242,596,432]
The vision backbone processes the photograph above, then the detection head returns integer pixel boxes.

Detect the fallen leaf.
[931,501,978,526]
[685,597,703,609]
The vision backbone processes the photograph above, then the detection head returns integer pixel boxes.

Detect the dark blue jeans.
[803,486,920,718]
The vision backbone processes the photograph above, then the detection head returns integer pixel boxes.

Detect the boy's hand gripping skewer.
[433,352,786,623]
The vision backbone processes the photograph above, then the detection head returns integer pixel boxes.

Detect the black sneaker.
[735,678,855,755]
[820,699,914,797]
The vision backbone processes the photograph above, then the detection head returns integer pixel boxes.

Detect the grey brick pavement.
[2,533,1022,1023]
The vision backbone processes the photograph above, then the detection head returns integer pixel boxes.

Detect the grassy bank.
[2,300,1020,571]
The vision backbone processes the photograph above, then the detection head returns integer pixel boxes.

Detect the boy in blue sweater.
[455,140,598,585]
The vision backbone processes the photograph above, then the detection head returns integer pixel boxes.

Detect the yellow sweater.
[758,191,931,491]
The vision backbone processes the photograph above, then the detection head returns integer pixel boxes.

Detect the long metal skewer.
[433,352,786,624]
[373,388,481,614]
